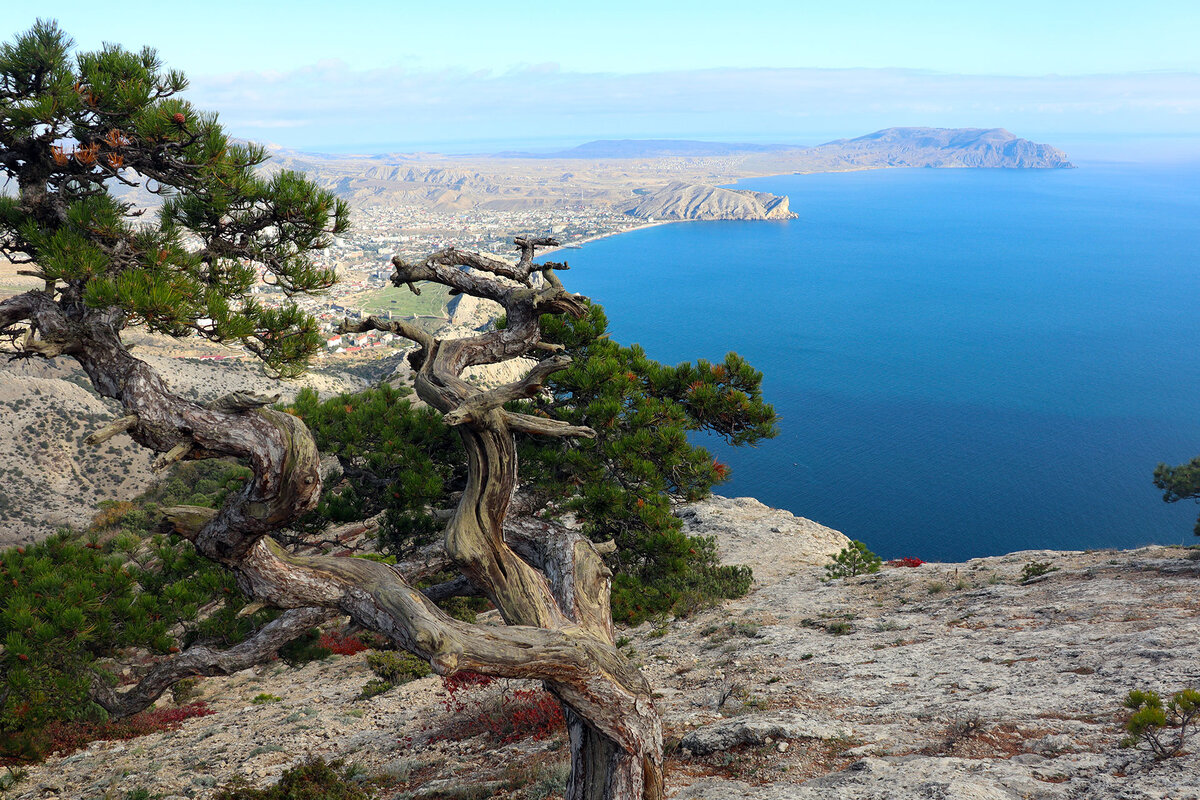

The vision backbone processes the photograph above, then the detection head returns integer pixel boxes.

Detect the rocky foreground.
[12,496,1200,799]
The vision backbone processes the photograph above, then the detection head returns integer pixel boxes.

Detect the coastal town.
[224,204,654,364]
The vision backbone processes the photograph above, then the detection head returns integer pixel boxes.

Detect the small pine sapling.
[1122,688,1200,759]
[1019,561,1059,582]
[824,540,883,579]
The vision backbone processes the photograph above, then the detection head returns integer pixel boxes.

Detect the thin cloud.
[187,64,1200,150]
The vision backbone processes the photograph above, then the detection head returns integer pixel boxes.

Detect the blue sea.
[543,163,1200,562]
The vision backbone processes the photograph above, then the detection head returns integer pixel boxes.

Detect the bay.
[543,163,1200,562]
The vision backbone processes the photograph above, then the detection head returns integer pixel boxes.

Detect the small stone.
[777,741,789,753]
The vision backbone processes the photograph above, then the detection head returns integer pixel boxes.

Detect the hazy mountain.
[807,127,1073,168]
[260,128,1071,211]
[501,139,801,159]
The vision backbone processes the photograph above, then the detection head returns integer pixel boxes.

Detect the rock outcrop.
[679,711,852,755]
[621,182,797,221]
[677,495,851,583]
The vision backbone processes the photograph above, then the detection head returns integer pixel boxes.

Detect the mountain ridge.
[808,126,1073,168]
[498,139,801,159]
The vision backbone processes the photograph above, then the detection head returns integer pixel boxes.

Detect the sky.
[14,2,1200,158]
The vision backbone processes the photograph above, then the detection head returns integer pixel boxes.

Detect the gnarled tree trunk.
[362,239,665,799]
[0,237,664,799]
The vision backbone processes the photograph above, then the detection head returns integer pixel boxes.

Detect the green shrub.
[0,463,273,759]
[356,679,393,701]
[824,620,854,635]
[824,541,882,579]
[213,758,374,799]
[171,678,202,705]
[251,694,283,705]
[277,629,333,667]
[0,767,27,792]
[1122,688,1200,759]
[363,650,431,694]
[1020,561,1058,582]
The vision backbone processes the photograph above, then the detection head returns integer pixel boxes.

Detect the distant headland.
[260,127,1071,223]
[622,182,797,221]
[805,127,1073,169]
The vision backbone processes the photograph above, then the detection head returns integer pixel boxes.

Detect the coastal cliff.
[622,181,798,221]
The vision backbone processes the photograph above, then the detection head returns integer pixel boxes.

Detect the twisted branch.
[91,607,337,720]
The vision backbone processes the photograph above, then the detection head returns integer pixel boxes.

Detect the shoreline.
[533,167,883,258]
[535,218,682,259]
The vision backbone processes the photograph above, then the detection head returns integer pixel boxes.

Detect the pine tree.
[520,302,774,622]
[0,22,777,798]
[289,384,462,553]
[0,20,348,377]
[1153,457,1200,535]
[293,304,777,624]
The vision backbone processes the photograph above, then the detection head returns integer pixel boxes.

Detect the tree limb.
[90,607,337,720]
[84,414,139,446]
[442,354,574,426]
[504,411,598,439]
[421,574,483,603]
[339,314,433,352]
[152,441,193,471]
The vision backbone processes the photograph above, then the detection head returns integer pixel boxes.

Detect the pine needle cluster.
[0,20,348,376]
[521,304,776,622]
[0,462,268,758]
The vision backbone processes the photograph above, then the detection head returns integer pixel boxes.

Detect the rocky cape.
[12,495,1199,799]
[621,182,797,221]
[805,127,1074,170]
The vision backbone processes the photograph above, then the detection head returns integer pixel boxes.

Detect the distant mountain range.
[500,140,798,159]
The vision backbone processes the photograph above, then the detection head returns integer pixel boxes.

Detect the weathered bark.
[376,243,664,799]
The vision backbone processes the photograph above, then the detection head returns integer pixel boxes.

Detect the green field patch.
[354,282,451,318]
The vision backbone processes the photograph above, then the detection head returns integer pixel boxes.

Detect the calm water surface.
[543,164,1200,561]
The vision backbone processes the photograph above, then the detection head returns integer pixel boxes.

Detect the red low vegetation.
[431,672,564,744]
[10,702,216,761]
[317,630,368,655]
